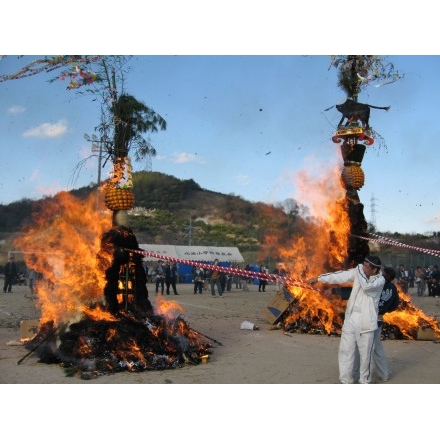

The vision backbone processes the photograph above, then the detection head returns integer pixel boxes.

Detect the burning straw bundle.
[24,314,213,380]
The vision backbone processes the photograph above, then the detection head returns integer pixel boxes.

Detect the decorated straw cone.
[104,157,135,212]
[340,164,365,190]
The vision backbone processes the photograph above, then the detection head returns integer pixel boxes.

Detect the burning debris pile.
[379,290,440,340]
[281,295,344,337]
[15,191,213,379]
[271,284,440,340]
[259,164,440,341]
[24,312,212,380]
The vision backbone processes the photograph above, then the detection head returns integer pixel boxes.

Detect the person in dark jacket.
[164,262,179,295]
[429,265,440,297]
[155,261,165,295]
[3,256,17,293]
[209,259,223,297]
[193,266,204,294]
[258,265,267,292]
[396,264,409,293]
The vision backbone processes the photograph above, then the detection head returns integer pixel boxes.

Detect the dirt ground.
[1,280,440,385]
[1,280,439,438]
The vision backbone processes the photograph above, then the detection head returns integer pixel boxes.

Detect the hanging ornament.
[341,164,365,190]
[104,157,135,211]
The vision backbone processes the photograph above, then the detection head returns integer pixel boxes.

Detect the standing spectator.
[396,264,409,293]
[225,272,232,292]
[165,262,179,295]
[424,266,433,296]
[430,265,440,297]
[258,264,267,292]
[408,266,415,288]
[143,261,149,283]
[155,260,165,295]
[193,266,204,294]
[426,265,435,296]
[415,265,426,297]
[242,264,251,291]
[28,268,39,297]
[3,256,17,293]
[209,259,223,297]
[307,255,385,384]
[234,264,242,290]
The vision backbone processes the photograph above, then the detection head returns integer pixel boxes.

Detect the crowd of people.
[140,259,279,297]
[396,263,440,297]
[1,255,43,297]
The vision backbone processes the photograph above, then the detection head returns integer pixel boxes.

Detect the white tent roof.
[138,244,244,263]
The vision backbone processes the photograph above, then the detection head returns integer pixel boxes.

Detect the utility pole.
[94,140,103,186]
[84,133,111,209]
[187,219,193,246]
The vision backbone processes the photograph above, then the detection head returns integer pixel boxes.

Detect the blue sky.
[1,54,440,235]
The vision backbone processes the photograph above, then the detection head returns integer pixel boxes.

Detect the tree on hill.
[1,56,167,205]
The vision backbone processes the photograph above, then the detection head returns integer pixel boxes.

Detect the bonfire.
[15,191,212,379]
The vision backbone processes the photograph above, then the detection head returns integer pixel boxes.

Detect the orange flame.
[263,164,440,339]
[267,165,349,278]
[14,190,112,326]
[383,289,440,339]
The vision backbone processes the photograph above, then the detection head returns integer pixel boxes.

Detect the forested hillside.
[0,172,303,256]
[1,171,440,269]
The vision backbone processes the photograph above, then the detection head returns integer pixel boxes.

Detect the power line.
[370,193,378,228]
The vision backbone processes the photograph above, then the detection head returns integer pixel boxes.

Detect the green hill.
[0,172,303,266]
[1,171,440,270]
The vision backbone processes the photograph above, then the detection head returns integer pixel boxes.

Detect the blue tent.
[178,261,231,284]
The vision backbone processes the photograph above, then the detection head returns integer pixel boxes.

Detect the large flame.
[264,165,440,339]
[14,191,112,325]
[15,190,211,377]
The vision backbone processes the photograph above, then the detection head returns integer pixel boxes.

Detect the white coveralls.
[353,281,397,382]
[353,322,388,382]
[318,264,385,384]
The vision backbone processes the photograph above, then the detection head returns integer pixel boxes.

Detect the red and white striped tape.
[352,233,440,257]
[121,233,439,294]
[121,248,323,293]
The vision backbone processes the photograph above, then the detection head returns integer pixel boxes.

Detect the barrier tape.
[352,233,440,257]
[120,233,439,294]
[120,248,323,294]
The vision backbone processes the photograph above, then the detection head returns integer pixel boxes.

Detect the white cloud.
[171,152,197,163]
[8,105,26,114]
[29,168,40,182]
[23,119,69,138]
[234,174,250,186]
[171,152,205,164]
